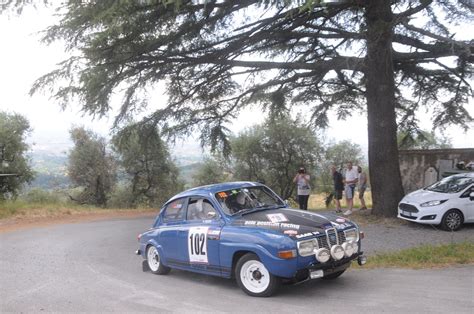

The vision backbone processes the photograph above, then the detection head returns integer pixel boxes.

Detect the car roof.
[168,181,264,202]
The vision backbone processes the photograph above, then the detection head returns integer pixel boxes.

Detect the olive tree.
[68,127,116,206]
[0,111,34,199]
[112,122,182,207]
[192,155,232,187]
[232,115,322,199]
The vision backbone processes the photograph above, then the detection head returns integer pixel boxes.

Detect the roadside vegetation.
[1,190,361,220]
[308,191,373,211]
[2,112,373,221]
[0,188,157,220]
[363,242,474,269]
[0,201,155,220]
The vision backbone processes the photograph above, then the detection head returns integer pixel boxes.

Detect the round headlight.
[330,245,345,260]
[315,248,331,263]
[342,241,355,257]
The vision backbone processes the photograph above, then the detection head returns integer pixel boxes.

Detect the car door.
[175,197,224,275]
[459,184,474,222]
[158,197,188,264]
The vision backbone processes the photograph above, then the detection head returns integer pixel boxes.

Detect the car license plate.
[401,210,412,217]
[310,270,324,279]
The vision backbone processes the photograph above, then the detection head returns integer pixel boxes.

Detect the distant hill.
[26,142,205,190]
[27,150,70,190]
[178,162,203,187]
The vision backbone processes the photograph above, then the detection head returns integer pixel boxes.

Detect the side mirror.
[470,192,474,201]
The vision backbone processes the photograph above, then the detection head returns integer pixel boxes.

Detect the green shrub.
[107,185,135,209]
[21,188,62,204]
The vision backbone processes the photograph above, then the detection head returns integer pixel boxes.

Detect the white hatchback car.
[398,173,474,231]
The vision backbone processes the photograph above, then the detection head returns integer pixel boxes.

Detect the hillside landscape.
[28,141,205,191]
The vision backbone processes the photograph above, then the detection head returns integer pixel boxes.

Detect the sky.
[0,5,472,158]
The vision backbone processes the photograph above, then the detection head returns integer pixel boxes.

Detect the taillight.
[137,234,142,241]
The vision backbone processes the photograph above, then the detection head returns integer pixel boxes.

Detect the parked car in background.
[136,182,366,297]
[398,173,474,231]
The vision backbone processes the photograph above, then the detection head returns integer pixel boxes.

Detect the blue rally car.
[136,182,366,297]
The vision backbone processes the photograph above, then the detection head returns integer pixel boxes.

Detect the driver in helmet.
[227,190,249,214]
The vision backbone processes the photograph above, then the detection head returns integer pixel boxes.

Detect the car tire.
[146,245,171,275]
[235,253,280,297]
[440,209,464,231]
[322,270,346,280]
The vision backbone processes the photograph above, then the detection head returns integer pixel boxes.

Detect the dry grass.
[308,191,373,211]
[1,190,386,227]
[0,200,158,233]
[360,242,474,269]
[0,201,155,220]
[304,191,406,227]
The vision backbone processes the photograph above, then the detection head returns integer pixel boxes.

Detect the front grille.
[400,213,417,220]
[399,203,419,213]
[316,229,347,249]
[338,231,346,243]
[317,236,328,249]
[326,229,338,246]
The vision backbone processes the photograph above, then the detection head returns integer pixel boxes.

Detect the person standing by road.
[331,165,344,213]
[343,161,358,216]
[358,166,368,210]
[293,167,311,210]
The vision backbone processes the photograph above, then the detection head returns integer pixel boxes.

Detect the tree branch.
[176,56,366,72]
[394,0,433,19]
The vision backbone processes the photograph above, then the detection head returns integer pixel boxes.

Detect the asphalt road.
[1,216,473,313]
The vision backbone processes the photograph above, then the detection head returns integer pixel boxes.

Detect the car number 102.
[188,226,209,264]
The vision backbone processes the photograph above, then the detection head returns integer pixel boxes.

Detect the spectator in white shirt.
[343,161,358,216]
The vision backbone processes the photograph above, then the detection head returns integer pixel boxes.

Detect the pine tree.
[4,0,473,215]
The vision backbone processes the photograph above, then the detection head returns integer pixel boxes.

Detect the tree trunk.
[365,0,404,216]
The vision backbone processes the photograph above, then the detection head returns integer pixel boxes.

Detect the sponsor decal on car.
[266,213,288,222]
[295,231,321,239]
[332,221,353,229]
[244,220,300,230]
[283,229,298,236]
[170,201,183,208]
[207,229,221,240]
[323,223,333,229]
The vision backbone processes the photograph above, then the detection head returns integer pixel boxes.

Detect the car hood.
[230,208,355,239]
[402,189,448,204]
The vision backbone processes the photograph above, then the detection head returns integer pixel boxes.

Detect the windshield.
[425,176,473,193]
[215,186,285,215]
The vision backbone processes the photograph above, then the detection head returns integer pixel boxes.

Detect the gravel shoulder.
[350,214,474,255]
[362,222,474,255]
